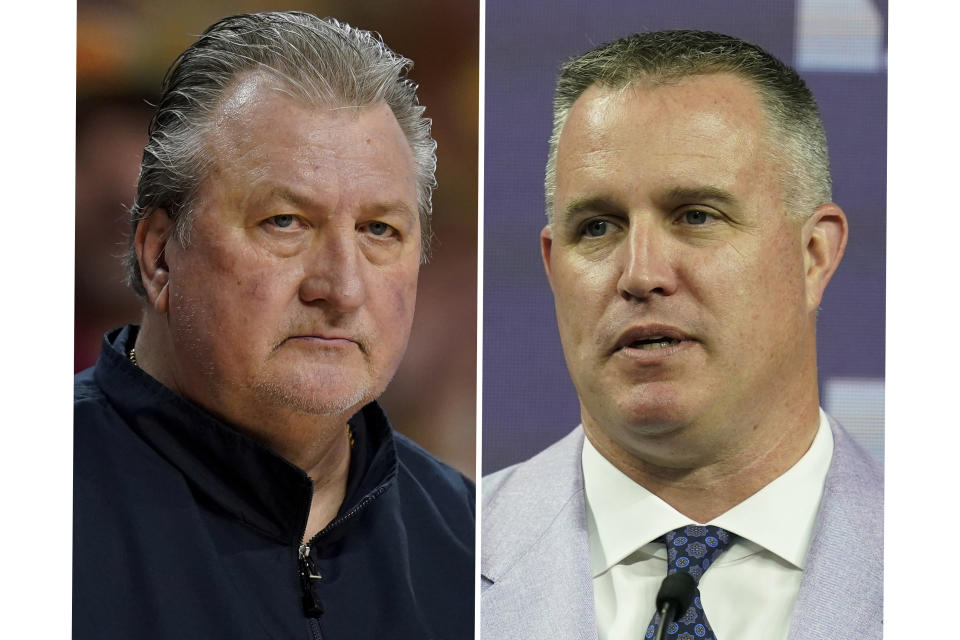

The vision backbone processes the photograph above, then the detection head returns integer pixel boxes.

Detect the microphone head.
[655,572,697,615]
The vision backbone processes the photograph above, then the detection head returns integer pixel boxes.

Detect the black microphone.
[653,572,697,640]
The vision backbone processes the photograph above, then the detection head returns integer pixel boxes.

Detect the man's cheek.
[390,282,417,335]
[240,268,282,302]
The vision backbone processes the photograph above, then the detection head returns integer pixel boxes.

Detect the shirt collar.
[93,325,399,545]
[583,411,833,576]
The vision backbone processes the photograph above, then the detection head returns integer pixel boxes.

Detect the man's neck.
[583,405,821,523]
[228,408,353,541]
[300,429,352,540]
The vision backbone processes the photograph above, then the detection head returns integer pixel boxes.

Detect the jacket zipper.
[308,617,324,640]
[298,543,324,617]
[296,485,389,621]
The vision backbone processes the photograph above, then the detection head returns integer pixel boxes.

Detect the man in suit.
[481,30,882,639]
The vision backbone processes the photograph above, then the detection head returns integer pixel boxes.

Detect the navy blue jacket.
[74,326,475,639]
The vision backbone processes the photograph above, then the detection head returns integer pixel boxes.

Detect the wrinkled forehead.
[209,71,385,147]
[203,73,414,183]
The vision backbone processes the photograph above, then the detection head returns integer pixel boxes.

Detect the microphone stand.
[652,601,678,640]
[652,572,697,640]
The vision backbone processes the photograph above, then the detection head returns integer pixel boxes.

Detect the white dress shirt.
[583,410,833,640]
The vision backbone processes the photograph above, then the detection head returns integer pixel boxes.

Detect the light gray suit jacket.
[481,418,883,639]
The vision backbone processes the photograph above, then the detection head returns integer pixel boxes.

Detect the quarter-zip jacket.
[74,325,475,639]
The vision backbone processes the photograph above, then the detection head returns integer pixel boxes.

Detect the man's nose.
[298,229,367,311]
[617,217,679,300]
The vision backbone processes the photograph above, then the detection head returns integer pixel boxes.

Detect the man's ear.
[540,224,555,290]
[135,209,174,313]
[801,203,848,312]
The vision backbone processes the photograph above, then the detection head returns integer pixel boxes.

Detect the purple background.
[483,0,887,474]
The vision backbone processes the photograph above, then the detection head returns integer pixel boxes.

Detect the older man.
[481,31,881,640]
[74,12,473,640]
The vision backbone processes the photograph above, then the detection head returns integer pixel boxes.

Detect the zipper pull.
[298,544,324,617]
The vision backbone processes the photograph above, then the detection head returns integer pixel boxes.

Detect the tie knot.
[663,525,733,583]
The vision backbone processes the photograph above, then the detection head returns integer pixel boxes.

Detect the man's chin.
[253,378,378,418]
[587,379,688,418]
[588,396,702,441]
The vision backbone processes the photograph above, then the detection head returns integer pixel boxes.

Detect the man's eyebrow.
[258,186,417,218]
[560,196,623,221]
[258,185,315,209]
[365,199,418,219]
[661,186,739,206]
[559,187,738,221]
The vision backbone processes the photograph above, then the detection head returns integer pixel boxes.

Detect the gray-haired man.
[74,13,473,640]
[482,31,881,640]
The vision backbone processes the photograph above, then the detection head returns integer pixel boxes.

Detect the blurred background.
[483,0,887,473]
[76,0,478,478]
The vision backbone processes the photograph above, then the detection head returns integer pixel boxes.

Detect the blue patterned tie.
[645,525,734,640]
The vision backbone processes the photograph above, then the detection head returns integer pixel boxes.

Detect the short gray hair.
[126,11,437,296]
[545,30,831,223]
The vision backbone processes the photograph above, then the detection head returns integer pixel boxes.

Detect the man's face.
[543,74,826,464]
[160,74,421,424]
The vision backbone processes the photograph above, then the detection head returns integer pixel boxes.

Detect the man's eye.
[365,221,394,237]
[268,215,296,229]
[682,210,711,225]
[583,219,610,237]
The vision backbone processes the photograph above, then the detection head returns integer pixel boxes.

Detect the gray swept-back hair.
[125,11,437,296]
[545,30,831,223]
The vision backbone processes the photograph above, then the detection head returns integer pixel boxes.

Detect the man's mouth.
[614,325,690,354]
[626,336,682,350]
[281,334,364,352]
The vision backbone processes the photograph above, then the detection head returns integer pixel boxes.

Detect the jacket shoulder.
[823,415,883,523]
[787,417,883,639]
[393,430,475,521]
[74,366,102,405]
[483,426,585,519]
[480,428,598,640]
[74,366,125,436]
[481,426,586,579]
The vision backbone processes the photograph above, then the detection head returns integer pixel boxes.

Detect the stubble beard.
[251,370,381,418]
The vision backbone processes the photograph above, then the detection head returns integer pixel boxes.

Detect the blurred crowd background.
[76,0,478,478]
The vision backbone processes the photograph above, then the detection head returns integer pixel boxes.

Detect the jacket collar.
[93,325,399,546]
